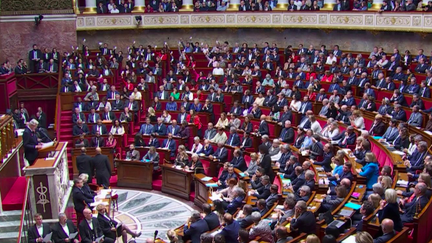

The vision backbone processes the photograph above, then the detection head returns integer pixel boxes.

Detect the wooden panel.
[117,160,153,189]
[161,164,192,200]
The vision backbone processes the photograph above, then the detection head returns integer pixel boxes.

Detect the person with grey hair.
[407,105,422,127]
[404,140,428,173]
[79,173,96,197]
[226,187,245,214]
[261,135,271,148]
[23,118,41,166]
[249,212,274,242]
[184,210,209,243]
[226,126,240,147]
[289,201,316,234]
[391,104,407,122]
[276,144,292,169]
[269,139,281,160]
[372,183,384,198]
[52,213,79,243]
[279,120,295,143]
[377,97,393,116]
[319,99,329,117]
[251,175,271,199]
[190,136,203,153]
[297,185,311,202]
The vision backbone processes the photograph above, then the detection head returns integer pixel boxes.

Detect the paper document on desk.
[301,150,308,156]
[342,235,356,243]
[90,201,108,207]
[392,151,405,156]
[201,176,213,182]
[397,180,409,187]
[43,232,52,242]
[210,192,222,201]
[16,129,25,136]
[69,232,78,239]
[206,183,218,187]
[424,131,432,135]
[41,142,54,149]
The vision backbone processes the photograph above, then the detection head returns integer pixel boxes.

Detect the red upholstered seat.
[201,159,210,176]
[244,155,251,167]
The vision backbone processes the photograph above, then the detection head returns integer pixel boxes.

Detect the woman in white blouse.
[97,97,112,111]
[130,88,142,101]
[110,119,125,135]
[322,121,340,140]
[190,136,203,154]
[289,96,302,112]
[309,115,322,135]
[160,110,171,123]
[253,93,265,107]
[350,110,365,130]
[215,112,229,129]
[326,53,337,65]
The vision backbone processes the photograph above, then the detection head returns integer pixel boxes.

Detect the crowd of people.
[20,36,432,243]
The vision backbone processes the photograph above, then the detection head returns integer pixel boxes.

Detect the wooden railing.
[16,177,32,243]
[15,73,59,90]
[0,115,17,163]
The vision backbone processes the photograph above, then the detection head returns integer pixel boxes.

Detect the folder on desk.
[344,202,361,210]
[239,172,245,177]
[205,183,218,187]
[201,176,213,182]
[351,192,361,199]
[373,136,382,140]
[340,209,354,217]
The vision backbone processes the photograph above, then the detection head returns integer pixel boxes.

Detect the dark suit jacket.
[258,121,269,136]
[226,134,240,146]
[231,156,247,171]
[197,145,214,156]
[373,231,396,243]
[52,220,79,243]
[220,220,240,243]
[72,186,94,214]
[162,139,177,156]
[204,212,220,230]
[240,137,252,148]
[184,219,209,243]
[93,154,111,187]
[111,100,124,110]
[91,124,108,135]
[153,123,167,135]
[213,147,228,161]
[290,211,316,234]
[37,112,47,129]
[28,223,52,243]
[97,213,117,239]
[76,154,94,179]
[23,127,39,164]
[78,218,105,243]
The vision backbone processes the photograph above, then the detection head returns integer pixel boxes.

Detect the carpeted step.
[2,177,27,211]
[189,192,195,202]
[152,179,162,191]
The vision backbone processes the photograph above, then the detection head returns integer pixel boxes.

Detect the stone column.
[180,0,193,11]
[83,0,97,14]
[228,0,240,11]
[321,0,336,10]
[369,0,383,10]
[133,0,145,12]
[276,0,289,10]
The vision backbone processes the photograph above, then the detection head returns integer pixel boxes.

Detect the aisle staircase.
[0,211,23,243]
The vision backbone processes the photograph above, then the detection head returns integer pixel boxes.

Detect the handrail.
[54,56,64,134]
[16,177,32,243]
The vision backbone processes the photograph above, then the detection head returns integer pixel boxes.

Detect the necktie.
[281,129,286,139]
[165,140,170,148]
[219,148,223,157]
[229,136,233,146]
[106,114,109,120]
[97,139,99,147]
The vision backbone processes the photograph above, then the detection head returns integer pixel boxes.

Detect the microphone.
[154,230,158,241]
[37,127,53,142]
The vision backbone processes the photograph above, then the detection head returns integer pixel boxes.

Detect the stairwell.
[0,211,23,243]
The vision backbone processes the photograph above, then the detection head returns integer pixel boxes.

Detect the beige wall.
[77,28,432,55]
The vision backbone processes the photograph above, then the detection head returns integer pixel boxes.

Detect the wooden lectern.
[117,159,153,189]
[161,164,193,200]
[23,142,72,220]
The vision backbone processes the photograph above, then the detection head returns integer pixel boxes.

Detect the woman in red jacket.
[186,110,202,137]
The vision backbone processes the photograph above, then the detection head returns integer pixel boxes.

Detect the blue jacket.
[162,139,177,157]
[220,220,240,243]
[226,134,240,146]
[359,162,379,189]
[167,125,180,136]
[153,123,167,135]
[197,145,214,156]
[183,219,209,243]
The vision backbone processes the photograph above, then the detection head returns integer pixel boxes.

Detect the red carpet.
[2,177,27,211]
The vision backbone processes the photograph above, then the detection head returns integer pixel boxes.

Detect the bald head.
[96,147,102,154]
[223,213,233,224]
[382,218,394,234]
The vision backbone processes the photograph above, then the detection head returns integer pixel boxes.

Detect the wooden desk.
[116,159,153,189]
[194,174,213,208]
[161,164,193,200]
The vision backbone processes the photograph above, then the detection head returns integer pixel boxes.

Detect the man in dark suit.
[374,219,395,243]
[390,104,407,122]
[238,204,254,229]
[290,201,316,235]
[101,107,116,122]
[76,147,94,179]
[29,44,42,73]
[230,149,247,171]
[279,120,295,143]
[36,107,47,129]
[87,108,100,124]
[211,142,228,162]
[79,208,114,243]
[183,211,209,243]
[203,123,217,140]
[401,182,429,223]
[92,120,108,135]
[72,108,86,124]
[91,132,106,147]
[153,118,167,135]
[28,213,52,243]
[161,133,177,157]
[239,132,252,150]
[202,203,220,230]
[96,2,108,13]
[23,119,42,166]
[52,213,79,243]
[124,97,139,113]
[96,204,140,243]
[72,178,95,225]
[308,135,324,160]
[252,175,271,199]
[265,184,280,208]
[219,213,240,243]
[256,115,269,136]
[93,147,111,187]
[226,127,240,147]
[333,126,357,148]
[263,90,277,107]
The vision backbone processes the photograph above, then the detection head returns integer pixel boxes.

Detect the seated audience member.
[316,185,348,212]
[356,152,380,190]
[217,163,237,189]
[237,204,254,229]
[378,189,403,232]
[186,153,205,174]
[374,219,396,243]
[226,187,246,214]
[219,213,240,243]
[79,208,115,243]
[52,213,79,243]
[400,182,429,223]
[28,213,52,243]
[289,201,317,235]
[210,142,228,162]
[197,139,214,156]
[142,146,160,170]
[190,136,203,153]
[96,204,140,243]
[353,201,375,231]
[162,133,177,157]
[183,211,209,243]
[91,131,105,147]
[248,212,274,243]
[211,128,228,144]
[202,203,220,231]
[296,185,311,202]
[404,140,428,173]
[250,175,271,199]
[75,134,90,148]
[73,120,90,136]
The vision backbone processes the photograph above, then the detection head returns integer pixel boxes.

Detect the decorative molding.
[75,12,432,32]
[0,14,77,22]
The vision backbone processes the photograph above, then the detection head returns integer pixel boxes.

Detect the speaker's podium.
[23,142,72,221]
